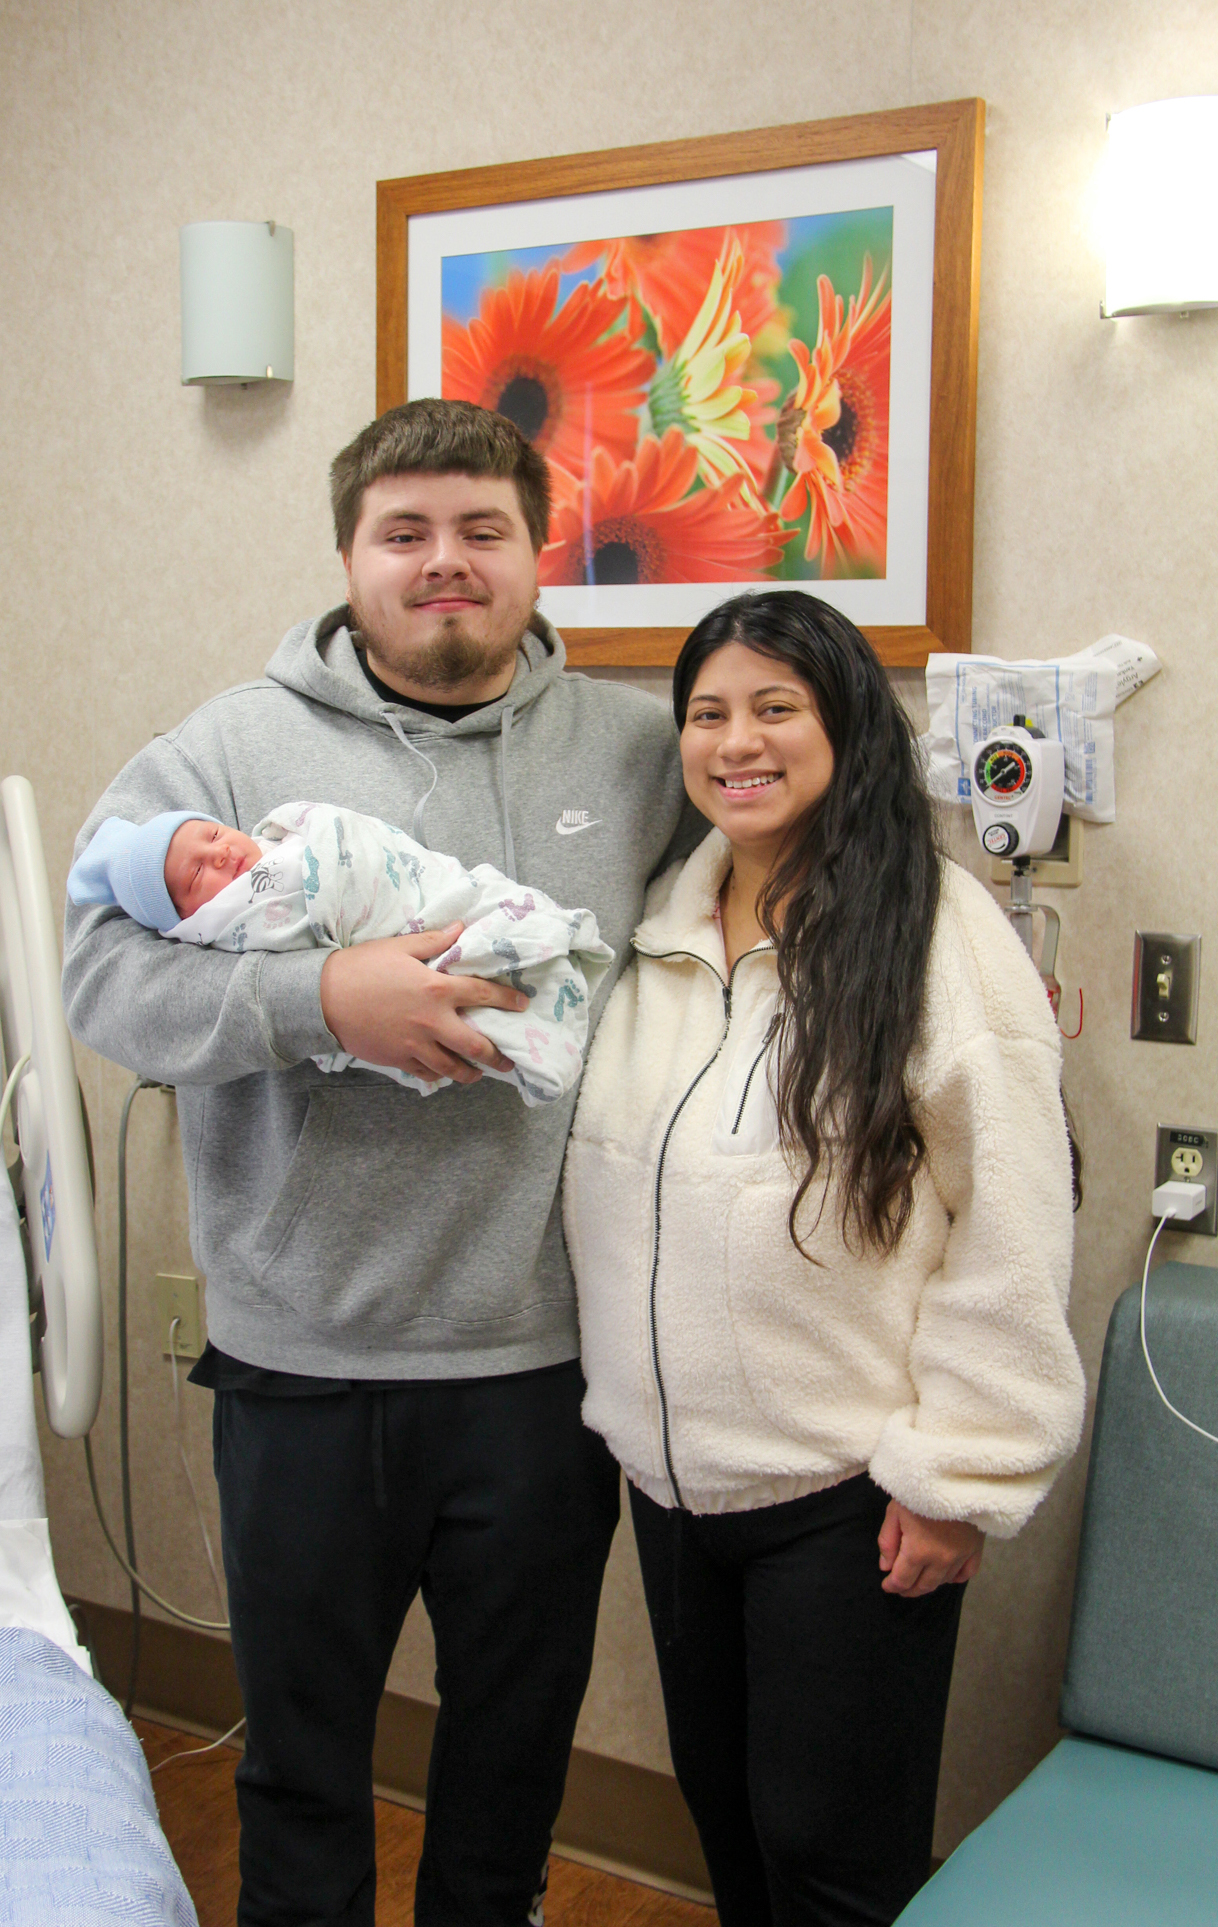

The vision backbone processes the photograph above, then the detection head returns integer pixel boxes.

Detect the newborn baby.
[68,803,613,1107]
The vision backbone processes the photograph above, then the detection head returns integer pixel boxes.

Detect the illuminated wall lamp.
[180,220,294,384]
[1102,98,1218,317]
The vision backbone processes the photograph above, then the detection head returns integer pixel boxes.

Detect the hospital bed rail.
[0,774,101,1436]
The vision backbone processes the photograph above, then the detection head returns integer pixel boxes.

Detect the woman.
[564,591,1085,1927]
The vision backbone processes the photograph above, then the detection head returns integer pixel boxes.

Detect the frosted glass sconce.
[180,221,294,383]
[1102,98,1218,317]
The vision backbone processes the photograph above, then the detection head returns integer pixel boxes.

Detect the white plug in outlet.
[154,1272,202,1357]
[1152,1179,1206,1220]
[1154,1127,1218,1236]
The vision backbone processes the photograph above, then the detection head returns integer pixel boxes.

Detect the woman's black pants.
[629,1475,964,1927]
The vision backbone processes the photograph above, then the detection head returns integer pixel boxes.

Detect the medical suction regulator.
[970,718,1066,861]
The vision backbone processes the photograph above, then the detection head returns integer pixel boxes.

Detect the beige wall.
[3,0,1218,1858]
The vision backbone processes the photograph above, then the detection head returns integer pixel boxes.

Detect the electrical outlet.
[154,1272,202,1358]
[1154,1127,1218,1235]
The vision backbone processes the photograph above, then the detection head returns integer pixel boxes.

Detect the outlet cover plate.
[154,1272,202,1357]
[1155,1126,1218,1235]
[1133,932,1200,1043]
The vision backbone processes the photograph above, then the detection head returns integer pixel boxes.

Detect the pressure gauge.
[975,743,1033,801]
[970,721,1065,862]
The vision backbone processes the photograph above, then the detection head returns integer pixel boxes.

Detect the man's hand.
[320,925,527,1085]
[877,1500,984,1598]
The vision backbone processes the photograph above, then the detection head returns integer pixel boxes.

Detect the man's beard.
[349,586,529,693]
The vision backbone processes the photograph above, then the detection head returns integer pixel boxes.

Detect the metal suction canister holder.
[1008,861,1063,1013]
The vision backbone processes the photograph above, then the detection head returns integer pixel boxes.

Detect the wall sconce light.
[180,220,294,384]
[1102,98,1218,317]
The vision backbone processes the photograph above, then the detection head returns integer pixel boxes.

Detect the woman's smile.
[715,771,782,793]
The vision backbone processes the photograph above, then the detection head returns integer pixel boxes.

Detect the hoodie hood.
[264,604,567,737]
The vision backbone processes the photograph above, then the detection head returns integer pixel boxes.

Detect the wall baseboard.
[69,1597,712,1904]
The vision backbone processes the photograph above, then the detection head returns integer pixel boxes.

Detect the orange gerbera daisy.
[442,265,654,474]
[564,222,785,359]
[539,429,792,586]
[778,257,891,576]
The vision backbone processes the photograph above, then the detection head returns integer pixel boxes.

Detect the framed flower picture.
[377,100,983,667]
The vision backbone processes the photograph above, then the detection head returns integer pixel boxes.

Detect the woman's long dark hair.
[674,591,941,1257]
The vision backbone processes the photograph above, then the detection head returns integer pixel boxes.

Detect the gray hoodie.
[63,609,696,1378]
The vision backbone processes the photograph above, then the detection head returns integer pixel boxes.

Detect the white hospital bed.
[0,776,197,1926]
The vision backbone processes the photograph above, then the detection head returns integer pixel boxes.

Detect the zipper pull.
[722,982,732,1021]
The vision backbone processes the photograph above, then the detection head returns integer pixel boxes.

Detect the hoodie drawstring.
[382,701,517,879]
[499,706,516,881]
[382,709,439,848]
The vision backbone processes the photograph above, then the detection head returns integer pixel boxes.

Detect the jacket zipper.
[639,942,771,1508]
[730,1034,773,1137]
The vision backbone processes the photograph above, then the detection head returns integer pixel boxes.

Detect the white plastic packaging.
[922,634,1160,824]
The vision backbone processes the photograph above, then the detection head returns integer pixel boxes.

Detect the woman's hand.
[877,1501,984,1597]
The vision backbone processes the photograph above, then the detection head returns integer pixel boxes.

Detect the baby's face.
[165,820,262,921]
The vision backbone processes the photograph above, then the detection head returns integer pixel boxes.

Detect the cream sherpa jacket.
[564,830,1085,1536]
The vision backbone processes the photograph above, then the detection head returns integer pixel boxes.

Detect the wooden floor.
[136,1719,713,1926]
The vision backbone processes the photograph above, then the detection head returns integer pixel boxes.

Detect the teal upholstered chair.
[896,1262,1218,1926]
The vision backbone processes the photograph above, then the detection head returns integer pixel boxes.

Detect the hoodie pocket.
[248,1088,337,1273]
[247,1079,519,1338]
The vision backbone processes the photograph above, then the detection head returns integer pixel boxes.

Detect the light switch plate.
[1132,932,1200,1043]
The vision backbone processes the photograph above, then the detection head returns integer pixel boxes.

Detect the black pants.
[629,1476,964,1927]
[212,1361,620,1927]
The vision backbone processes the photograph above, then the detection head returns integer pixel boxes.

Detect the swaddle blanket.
[166,802,613,1106]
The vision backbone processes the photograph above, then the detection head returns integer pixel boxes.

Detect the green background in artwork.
[763,206,894,581]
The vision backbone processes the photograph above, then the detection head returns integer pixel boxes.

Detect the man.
[63,399,697,1927]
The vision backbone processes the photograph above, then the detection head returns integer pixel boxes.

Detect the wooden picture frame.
[377,99,983,669]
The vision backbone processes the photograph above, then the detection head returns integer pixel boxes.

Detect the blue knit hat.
[67,813,220,933]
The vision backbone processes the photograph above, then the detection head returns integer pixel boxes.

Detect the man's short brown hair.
[330,398,553,555]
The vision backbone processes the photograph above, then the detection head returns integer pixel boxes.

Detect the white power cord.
[167,1317,226,1615]
[83,1074,230,1648]
[83,1436,230,1633]
[0,1051,30,1141]
[150,1715,245,1775]
[1140,1183,1218,1446]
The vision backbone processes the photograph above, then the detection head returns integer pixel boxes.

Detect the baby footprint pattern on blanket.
[500,893,537,922]
[553,980,584,1021]
[491,937,537,1001]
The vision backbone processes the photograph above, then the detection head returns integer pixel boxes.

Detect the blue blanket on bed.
[0,1629,197,1925]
